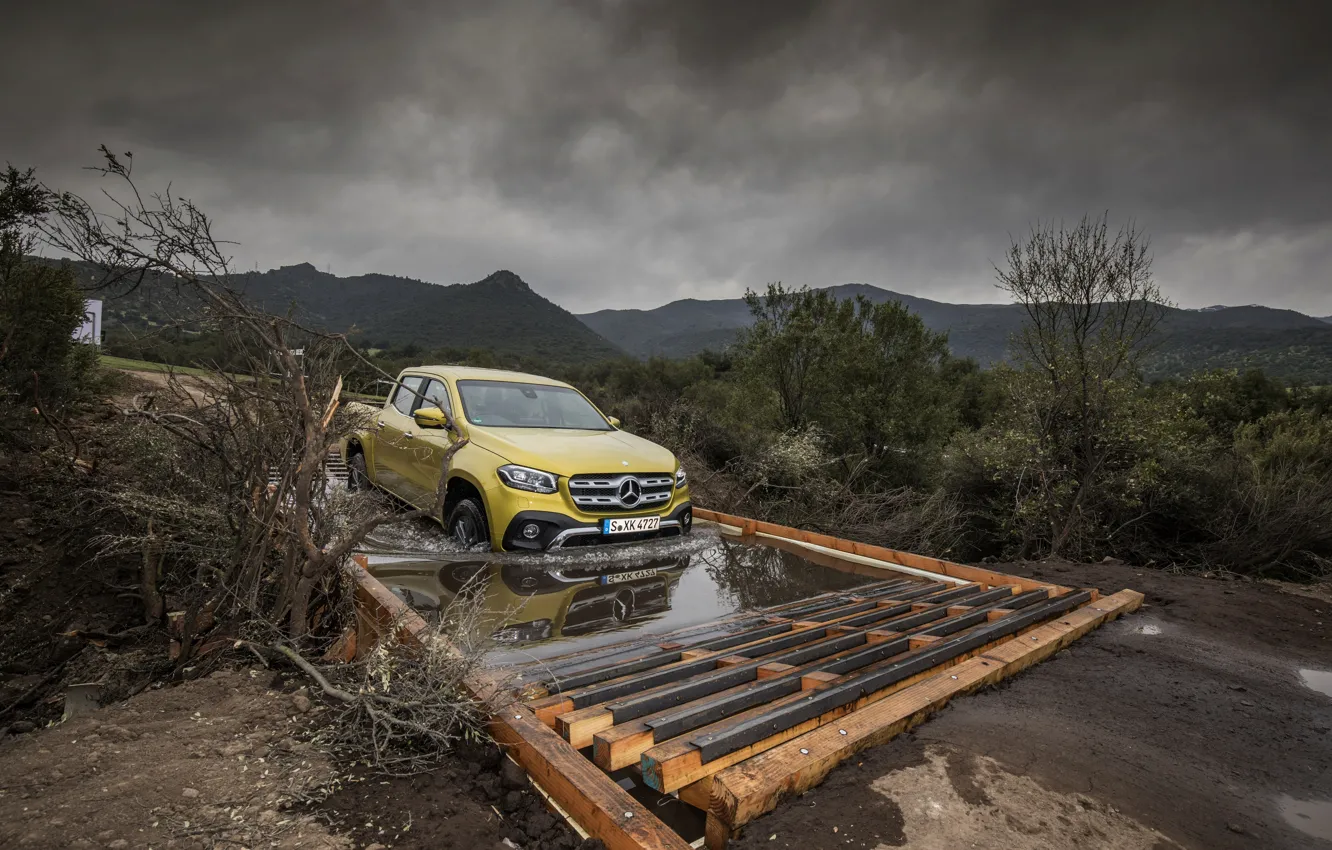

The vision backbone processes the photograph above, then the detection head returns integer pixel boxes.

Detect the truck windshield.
[457,380,612,431]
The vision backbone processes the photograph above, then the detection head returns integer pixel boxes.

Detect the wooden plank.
[705,590,1145,844]
[490,706,693,850]
[558,704,619,748]
[908,635,941,649]
[756,662,795,679]
[694,508,1068,595]
[535,697,575,727]
[715,655,752,668]
[349,558,429,646]
[678,776,713,811]
[800,671,840,690]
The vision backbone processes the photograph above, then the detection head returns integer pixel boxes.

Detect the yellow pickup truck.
[343,366,692,551]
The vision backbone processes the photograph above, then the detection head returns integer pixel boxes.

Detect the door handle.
[404,431,415,439]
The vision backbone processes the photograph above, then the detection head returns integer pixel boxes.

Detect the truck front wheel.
[446,497,491,551]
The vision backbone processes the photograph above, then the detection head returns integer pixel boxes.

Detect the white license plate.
[602,516,661,535]
[601,568,658,585]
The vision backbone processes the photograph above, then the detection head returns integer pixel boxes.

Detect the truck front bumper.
[500,501,693,551]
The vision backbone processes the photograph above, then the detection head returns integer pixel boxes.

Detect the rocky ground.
[0,670,348,849]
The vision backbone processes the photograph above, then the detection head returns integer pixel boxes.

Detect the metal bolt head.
[799,748,809,755]
[624,811,634,819]
[838,729,847,736]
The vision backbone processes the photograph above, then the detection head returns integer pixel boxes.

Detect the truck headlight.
[498,464,559,494]
[675,466,687,489]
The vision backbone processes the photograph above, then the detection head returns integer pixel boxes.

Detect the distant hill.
[578,285,1332,383]
[90,264,624,363]
[579,284,1026,363]
[77,256,1332,382]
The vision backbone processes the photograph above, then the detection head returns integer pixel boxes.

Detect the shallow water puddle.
[1277,795,1332,842]
[1299,668,1332,699]
[359,528,879,662]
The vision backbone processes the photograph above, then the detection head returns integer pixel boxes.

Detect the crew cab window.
[418,379,453,417]
[390,376,425,415]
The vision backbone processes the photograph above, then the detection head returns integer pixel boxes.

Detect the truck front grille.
[568,472,674,513]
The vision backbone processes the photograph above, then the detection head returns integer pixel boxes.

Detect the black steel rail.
[597,585,1011,720]
[545,581,940,694]
[687,590,1093,762]
[640,587,1044,739]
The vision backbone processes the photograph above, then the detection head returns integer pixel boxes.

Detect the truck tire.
[347,453,370,491]
[446,497,490,551]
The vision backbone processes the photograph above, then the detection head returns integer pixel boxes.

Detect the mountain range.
[91,261,1332,383]
[96,264,621,363]
[578,286,1332,382]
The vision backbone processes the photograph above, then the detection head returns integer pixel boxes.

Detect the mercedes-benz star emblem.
[617,478,642,507]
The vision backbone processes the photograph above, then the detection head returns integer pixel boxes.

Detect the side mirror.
[607,415,621,429]
[414,406,452,430]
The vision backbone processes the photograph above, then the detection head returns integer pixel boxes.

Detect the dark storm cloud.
[2,0,1329,313]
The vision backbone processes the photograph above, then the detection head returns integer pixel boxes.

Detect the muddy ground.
[4,450,1329,850]
[0,669,349,849]
[0,664,600,850]
[731,561,1332,850]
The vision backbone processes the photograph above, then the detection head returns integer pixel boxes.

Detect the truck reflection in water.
[369,555,690,649]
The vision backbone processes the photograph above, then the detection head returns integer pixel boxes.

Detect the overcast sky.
[3,1,1330,315]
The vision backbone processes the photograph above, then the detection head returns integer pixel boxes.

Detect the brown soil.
[0,669,348,849]
[731,562,1332,850]
[318,740,601,850]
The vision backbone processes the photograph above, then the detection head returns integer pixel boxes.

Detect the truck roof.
[406,365,574,389]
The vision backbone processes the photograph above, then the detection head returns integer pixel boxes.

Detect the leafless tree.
[40,147,464,650]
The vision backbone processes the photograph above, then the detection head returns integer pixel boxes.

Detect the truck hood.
[464,426,677,476]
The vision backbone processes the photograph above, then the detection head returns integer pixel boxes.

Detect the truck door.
[373,374,425,498]
[403,377,461,511]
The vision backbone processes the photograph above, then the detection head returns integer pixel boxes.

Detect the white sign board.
[74,299,102,345]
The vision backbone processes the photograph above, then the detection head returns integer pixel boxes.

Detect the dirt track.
[731,562,1332,850]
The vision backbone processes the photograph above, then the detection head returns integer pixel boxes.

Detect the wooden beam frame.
[350,510,1139,850]
[694,508,1072,596]
[701,589,1144,848]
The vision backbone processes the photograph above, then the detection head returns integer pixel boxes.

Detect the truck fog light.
[522,523,541,539]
